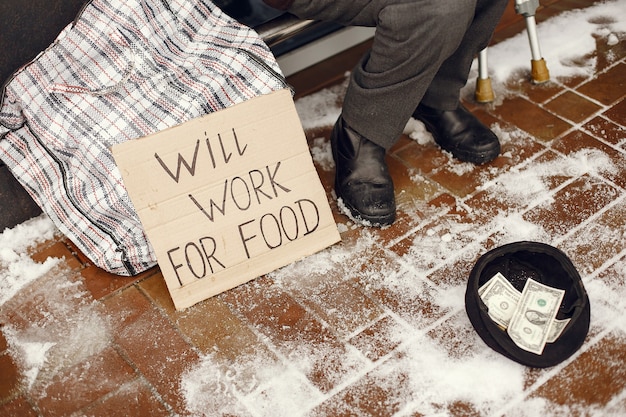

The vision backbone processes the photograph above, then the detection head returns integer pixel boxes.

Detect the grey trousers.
[287,0,509,149]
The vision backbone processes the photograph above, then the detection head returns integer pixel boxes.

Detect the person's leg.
[288,0,477,150]
[410,0,508,164]
[419,0,509,110]
[277,0,507,223]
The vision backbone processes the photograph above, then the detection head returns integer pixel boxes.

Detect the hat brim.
[465,241,590,368]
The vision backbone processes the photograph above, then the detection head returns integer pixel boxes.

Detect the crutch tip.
[475,77,495,103]
[531,58,550,83]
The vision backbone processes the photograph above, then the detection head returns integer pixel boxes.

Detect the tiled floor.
[2,1,626,416]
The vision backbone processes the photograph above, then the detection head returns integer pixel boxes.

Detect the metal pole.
[475,48,495,103]
[515,0,550,83]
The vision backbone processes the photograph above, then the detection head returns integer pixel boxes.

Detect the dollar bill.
[478,273,497,297]
[547,317,571,343]
[479,272,522,329]
[507,278,565,355]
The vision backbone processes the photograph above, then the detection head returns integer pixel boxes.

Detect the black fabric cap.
[465,241,590,368]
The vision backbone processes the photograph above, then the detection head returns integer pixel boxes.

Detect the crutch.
[516,0,550,83]
[475,0,550,102]
[475,48,495,103]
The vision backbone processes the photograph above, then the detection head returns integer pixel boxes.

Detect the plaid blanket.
[0,0,287,275]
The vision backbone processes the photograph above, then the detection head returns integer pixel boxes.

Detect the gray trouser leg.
[287,0,508,149]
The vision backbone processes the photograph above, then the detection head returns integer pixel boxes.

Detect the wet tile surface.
[1,2,625,416]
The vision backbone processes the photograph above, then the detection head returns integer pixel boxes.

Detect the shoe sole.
[440,142,500,165]
[337,196,396,226]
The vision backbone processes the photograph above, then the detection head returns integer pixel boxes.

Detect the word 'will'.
[154,128,247,183]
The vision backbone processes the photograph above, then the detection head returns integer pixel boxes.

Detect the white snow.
[486,0,626,83]
[0,216,59,306]
[0,216,112,395]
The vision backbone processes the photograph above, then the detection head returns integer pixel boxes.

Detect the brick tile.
[105,287,200,414]
[523,172,617,237]
[0,330,7,352]
[80,264,157,300]
[497,124,548,165]
[576,63,626,105]
[33,347,136,417]
[0,352,20,401]
[604,395,626,416]
[0,268,92,334]
[491,96,572,142]
[0,396,38,417]
[544,91,603,124]
[603,97,626,127]
[593,35,626,73]
[427,192,458,212]
[526,330,626,413]
[427,162,496,198]
[136,272,175,313]
[426,311,482,359]
[222,280,367,393]
[30,241,83,271]
[294,278,386,338]
[545,0,605,14]
[445,401,482,417]
[368,275,450,330]
[377,153,435,244]
[427,255,479,289]
[309,355,412,417]
[523,175,619,237]
[558,202,626,275]
[62,239,93,267]
[392,162,442,209]
[551,129,626,189]
[375,205,428,248]
[389,204,479,272]
[79,378,170,417]
[393,136,451,176]
[464,150,569,220]
[493,74,563,106]
[25,237,61,258]
[348,315,405,362]
[595,254,626,290]
[419,126,543,200]
[583,115,626,146]
[102,286,154,331]
[309,345,482,417]
[143,277,287,399]
[522,81,565,106]
[139,273,273,361]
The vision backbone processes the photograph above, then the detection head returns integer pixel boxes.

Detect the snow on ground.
[0,216,59,306]
[1,218,112,395]
[1,1,625,415]
[486,0,626,83]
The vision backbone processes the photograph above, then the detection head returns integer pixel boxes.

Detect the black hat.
[465,241,590,368]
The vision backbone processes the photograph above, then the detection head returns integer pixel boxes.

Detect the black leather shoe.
[412,103,500,164]
[330,117,396,226]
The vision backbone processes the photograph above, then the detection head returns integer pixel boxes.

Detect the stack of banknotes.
[479,272,571,355]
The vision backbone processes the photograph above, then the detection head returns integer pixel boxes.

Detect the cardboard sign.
[112,89,340,309]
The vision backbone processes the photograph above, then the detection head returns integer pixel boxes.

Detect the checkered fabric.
[0,0,287,275]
